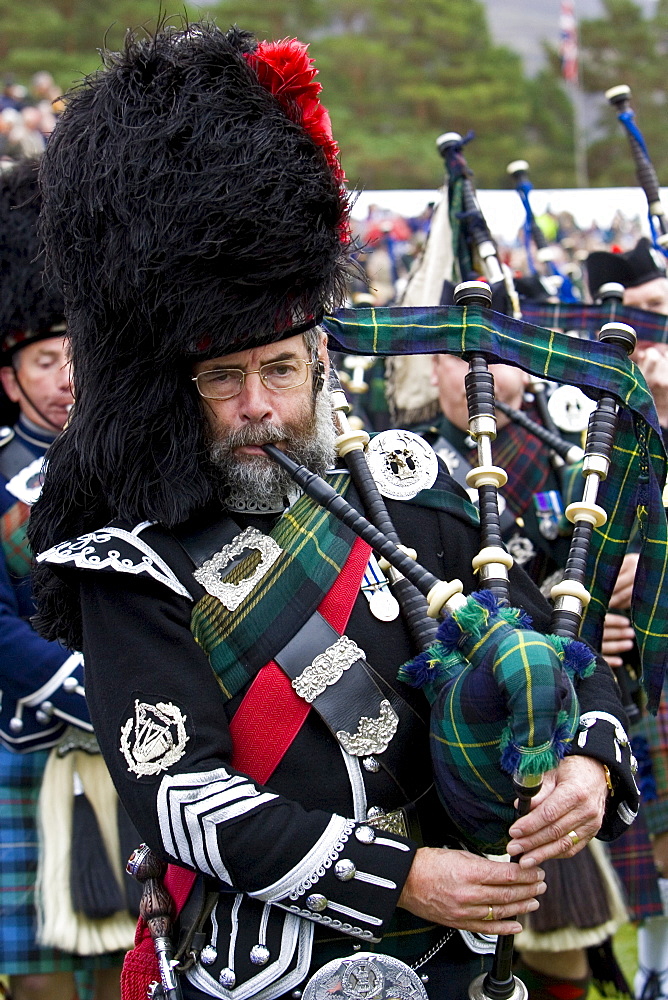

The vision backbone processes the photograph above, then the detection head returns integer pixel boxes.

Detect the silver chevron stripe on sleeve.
[157,767,277,882]
[249,815,355,903]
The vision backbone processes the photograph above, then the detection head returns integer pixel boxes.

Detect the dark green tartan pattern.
[521,299,668,345]
[405,484,480,526]
[323,304,668,712]
[1,500,32,578]
[428,622,580,852]
[191,473,357,700]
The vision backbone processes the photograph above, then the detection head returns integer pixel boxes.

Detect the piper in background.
[28,23,639,1000]
[0,160,126,1000]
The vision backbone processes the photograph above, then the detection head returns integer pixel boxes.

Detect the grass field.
[590,921,638,999]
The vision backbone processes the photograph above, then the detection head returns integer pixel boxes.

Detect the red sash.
[121,536,371,999]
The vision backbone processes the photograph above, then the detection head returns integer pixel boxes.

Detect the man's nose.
[237,371,274,421]
[57,362,74,395]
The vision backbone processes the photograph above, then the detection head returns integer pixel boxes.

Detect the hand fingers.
[507,817,599,867]
[608,587,634,610]
[472,893,543,934]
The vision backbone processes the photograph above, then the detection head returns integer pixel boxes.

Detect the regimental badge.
[120,699,189,777]
[365,430,438,500]
[302,952,429,1000]
[546,385,596,434]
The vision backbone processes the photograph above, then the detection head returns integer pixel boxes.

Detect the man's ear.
[314,330,329,392]
[0,366,20,404]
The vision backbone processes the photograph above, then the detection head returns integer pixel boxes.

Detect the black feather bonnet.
[0,158,66,425]
[33,22,351,539]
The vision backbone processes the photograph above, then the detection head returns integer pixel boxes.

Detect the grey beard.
[208,390,337,506]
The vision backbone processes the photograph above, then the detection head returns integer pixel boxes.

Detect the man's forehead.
[193,333,309,373]
[17,335,68,361]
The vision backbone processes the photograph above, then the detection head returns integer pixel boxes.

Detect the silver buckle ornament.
[302,952,429,1000]
[193,526,281,610]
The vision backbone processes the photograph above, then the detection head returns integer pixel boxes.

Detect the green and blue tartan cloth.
[323,304,668,713]
[398,592,586,853]
[521,299,668,345]
[191,472,357,700]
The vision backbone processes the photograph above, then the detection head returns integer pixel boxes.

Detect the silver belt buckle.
[302,952,429,1000]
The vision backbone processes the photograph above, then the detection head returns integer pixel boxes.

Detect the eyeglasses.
[192,358,314,400]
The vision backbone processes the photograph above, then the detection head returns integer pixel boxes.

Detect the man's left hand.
[505,755,607,867]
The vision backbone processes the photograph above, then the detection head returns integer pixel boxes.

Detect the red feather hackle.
[243,39,346,188]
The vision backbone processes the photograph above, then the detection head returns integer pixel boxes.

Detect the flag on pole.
[559,0,579,84]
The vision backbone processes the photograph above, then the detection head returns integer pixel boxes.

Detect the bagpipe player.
[29,23,641,1000]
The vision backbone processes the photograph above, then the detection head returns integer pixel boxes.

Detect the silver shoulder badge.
[302,952,429,1000]
[120,699,189,777]
[546,385,596,433]
[365,429,438,500]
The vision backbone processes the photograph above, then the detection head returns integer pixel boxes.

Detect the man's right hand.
[397,846,546,934]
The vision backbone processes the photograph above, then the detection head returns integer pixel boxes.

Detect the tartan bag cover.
[324,304,668,713]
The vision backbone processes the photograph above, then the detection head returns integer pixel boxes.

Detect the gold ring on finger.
[482,905,494,921]
[567,830,580,847]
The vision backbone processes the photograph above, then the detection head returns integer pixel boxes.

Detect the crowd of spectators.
[0,72,61,165]
[0,69,648,307]
[352,200,647,305]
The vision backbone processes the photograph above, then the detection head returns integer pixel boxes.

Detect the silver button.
[363,757,380,772]
[35,711,51,725]
[355,825,376,844]
[367,806,385,820]
[250,944,270,966]
[200,945,217,966]
[306,893,328,912]
[219,967,236,988]
[63,676,79,693]
[9,717,23,734]
[334,859,356,881]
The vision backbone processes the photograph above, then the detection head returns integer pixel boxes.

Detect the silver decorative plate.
[365,430,438,500]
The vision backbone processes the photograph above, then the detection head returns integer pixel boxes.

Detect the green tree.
[0,0,580,189]
[180,0,556,188]
[578,0,668,186]
[0,0,203,92]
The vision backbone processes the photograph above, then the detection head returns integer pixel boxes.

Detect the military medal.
[361,554,400,622]
[365,429,438,500]
[533,490,565,540]
[547,385,596,433]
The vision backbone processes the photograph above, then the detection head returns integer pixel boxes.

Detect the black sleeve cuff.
[268,822,417,943]
[571,710,640,841]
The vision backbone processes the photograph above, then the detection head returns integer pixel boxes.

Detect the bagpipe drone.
[264,134,668,1000]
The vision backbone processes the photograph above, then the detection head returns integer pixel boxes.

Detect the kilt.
[0,745,125,976]
[607,807,663,922]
